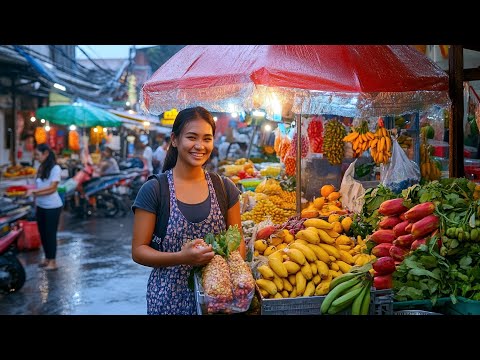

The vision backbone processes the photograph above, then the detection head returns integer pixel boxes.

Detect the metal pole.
[296,113,302,214]
[10,76,16,166]
[246,118,257,160]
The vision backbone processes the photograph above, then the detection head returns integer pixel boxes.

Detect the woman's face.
[34,149,49,163]
[173,118,214,168]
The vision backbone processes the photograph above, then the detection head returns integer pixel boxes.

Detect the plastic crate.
[393,297,451,312]
[17,220,41,251]
[442,297,480,315]
[395,310,442,315]
[258,286,393,315]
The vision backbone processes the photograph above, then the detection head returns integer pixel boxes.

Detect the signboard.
[161,108,178,126]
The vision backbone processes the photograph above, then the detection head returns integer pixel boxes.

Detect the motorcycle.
[0,200,28,294]
[61,163,126,218]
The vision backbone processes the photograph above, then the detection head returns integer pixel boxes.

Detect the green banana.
[329,271,362,291]
[321,276,362,314]
[327,299,354,315]
[330,283,365,309]
[360,285,372,315]
[351,284,370,315]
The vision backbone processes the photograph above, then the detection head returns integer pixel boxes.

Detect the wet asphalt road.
[0,211,152,315]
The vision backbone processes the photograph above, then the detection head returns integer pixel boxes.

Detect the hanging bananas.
[323,119,346,165]
[343,120,376,158]
[420,132,441,181]
[343,120,392,165]
[370,126,392,165]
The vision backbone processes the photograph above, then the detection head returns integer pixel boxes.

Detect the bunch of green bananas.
[320,264,373,315]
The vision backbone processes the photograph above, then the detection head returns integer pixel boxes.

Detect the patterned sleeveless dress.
[146,169,226,315]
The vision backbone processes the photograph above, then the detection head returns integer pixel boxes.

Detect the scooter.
[0,224,26,294]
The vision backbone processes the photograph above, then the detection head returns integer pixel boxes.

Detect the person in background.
[131,106,245,315]
[152,136,170,174]
[140,137,154,175]
[26,144,63,271]
[98,146,120,175]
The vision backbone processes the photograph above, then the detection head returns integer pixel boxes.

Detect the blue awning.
[13,45,58,83]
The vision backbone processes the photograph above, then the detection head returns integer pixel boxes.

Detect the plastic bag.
[339,160,366,213]
[381,138,420,193]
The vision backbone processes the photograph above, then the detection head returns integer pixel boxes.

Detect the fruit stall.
[141,45,459,315]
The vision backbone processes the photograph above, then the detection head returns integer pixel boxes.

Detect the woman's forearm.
[34,186,57,196]
[132,245,186,268]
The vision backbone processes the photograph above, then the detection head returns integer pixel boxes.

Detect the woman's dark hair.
[162,107,216,172]
[36,143,57,180]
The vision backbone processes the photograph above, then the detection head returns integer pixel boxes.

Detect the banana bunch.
[343,120,376,157]
[320,264,373,315]
[323,119,346,165]
[370,126,392,165]
[420,136,441,181]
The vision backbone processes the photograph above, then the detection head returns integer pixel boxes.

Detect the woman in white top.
[26,144,63,270]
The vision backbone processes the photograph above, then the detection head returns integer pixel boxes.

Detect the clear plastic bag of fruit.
[381,138,420,193]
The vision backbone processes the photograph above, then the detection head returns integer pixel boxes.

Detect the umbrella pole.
[296,112,302,214]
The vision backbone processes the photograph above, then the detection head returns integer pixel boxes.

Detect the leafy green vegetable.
[204,225,241,258]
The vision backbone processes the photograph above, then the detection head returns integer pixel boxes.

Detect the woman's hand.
[25,189,36,197]
[180,239,215,266]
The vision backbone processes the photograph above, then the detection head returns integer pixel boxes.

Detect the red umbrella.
[142,45,450,117]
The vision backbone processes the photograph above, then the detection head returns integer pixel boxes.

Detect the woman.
[26,143,63,271]
[131,106,246,315]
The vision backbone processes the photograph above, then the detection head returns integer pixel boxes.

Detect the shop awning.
[109,109,161,125]
[112,110,171,134]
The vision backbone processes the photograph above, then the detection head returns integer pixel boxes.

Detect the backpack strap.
[148,173,169,250]
[209,171,229,223]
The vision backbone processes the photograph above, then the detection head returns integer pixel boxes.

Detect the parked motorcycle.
[0,199,28,294]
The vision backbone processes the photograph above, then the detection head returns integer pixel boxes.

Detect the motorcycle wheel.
[0,255,26,294]
[96,193,120,218]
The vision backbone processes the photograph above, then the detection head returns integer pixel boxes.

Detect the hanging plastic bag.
[339,160,366,213]
[381,138,420,193]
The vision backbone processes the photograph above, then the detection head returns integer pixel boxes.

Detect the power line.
[76,45,117,76]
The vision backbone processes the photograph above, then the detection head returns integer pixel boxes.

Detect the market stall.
[141,45,462,315]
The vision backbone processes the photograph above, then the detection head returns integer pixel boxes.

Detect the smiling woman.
[131,106,246,315]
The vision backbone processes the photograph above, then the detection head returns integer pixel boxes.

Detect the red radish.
[405,223,413,233]
[399,212,407,221]
[378,216,402,229]
[411,239,426,250]
[373,257,396,275]
[372,243,394,257]
[404,202,435,222]
[389,245,409,261]
[411,215,440,239]
[378,198,408,216]
[371,229,396,244]
[393,234,415,248]
[374,274,393,289]
[393,220,410,237]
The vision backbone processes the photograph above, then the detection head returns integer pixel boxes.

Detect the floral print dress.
[146,170,226,315]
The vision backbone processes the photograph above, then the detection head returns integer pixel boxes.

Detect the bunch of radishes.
[369,199,439,290]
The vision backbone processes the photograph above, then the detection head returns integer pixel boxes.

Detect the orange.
[320,184,335,198]
[313,197,325,210]
[327,191,341,202]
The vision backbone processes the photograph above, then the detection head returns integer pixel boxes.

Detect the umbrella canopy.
[142,45,450,117]
[36,103,123,128]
